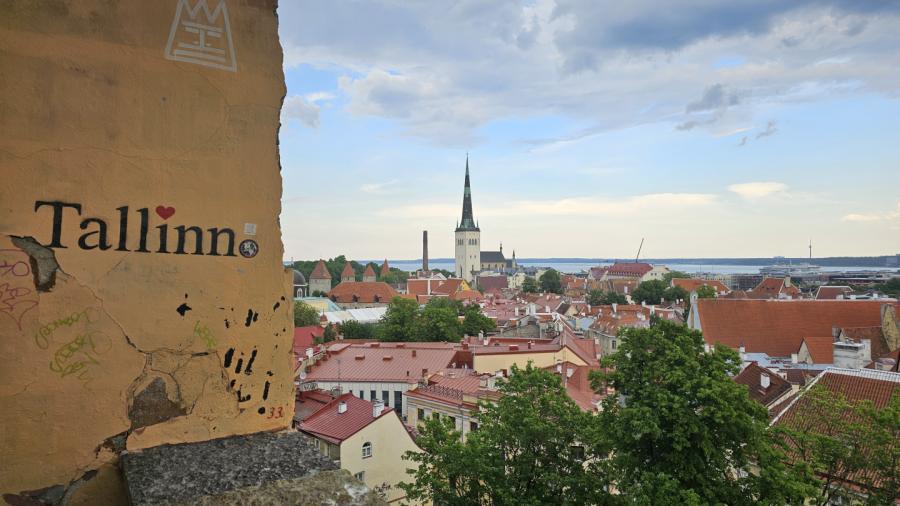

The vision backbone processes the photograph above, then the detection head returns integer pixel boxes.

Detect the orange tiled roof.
[327,281,398,304]
[310,260,331,280]
[734,362,793,407]
[407,278,465,296]
[300,392,395,444]
[381,259,390,276]
[306,343,459,382]
[815,286,854,300]
[673,278,730,294]
[696,299,894,357]
[363,264,377,278]
[607,262,653,277]
[801,336,835,364]
[341,262,355,279]
[748,277,802,299]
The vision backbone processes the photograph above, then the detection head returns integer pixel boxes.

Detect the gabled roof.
[481,251,506,263]
[294,325,324,354]
[815,285,854,300]
[407,278,465,296]
[673,278,730,294]
[341,262,355,280]
[801,336,835,364]
[476,275,508,292]
[363,264,377,278]
[310,260,332,280]
[300,393,394,444]
[748,277,802,299]
[606,262,653,277]
[695,299,894,357]
[305,343,459,382]
[734,362,793,407]
[327,282,398,304]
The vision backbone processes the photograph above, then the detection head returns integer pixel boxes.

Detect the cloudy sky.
[277,1,900,261]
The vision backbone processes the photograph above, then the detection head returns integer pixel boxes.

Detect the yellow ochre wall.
[473,348,588,374]
[340,412,422,504]
[0,0,292,498]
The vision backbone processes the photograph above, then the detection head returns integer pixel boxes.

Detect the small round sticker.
[239,239,259,258]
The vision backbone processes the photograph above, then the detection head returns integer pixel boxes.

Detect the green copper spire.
[457,155,479,231]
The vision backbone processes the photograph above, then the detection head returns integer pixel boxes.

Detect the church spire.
[457,154,479,231]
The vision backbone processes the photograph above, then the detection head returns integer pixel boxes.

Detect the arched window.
[362,441,373,459]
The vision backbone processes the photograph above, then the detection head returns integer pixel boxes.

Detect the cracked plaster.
[0,0,290,500]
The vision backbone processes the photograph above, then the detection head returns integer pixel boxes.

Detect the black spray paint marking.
[262,381,271,401]
[229,379,236,388]
[176,303,192,316]
[237,390,251,402]
[224,319,230,329]
[273,301,280,311]
[244,309,259,327]
[235,357,244,374]
[223,348,235,368]
[266,370,273,377]
[244,349,257,375]
[258,407,266,415]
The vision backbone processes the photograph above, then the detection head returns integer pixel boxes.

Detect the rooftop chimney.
[373,399,385,417]
[338,401,348,414]
[760,373,770,390]
[423,230,429,272]
[412,349,417,357]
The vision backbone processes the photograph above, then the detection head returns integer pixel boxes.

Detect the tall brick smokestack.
[423,230,429,271]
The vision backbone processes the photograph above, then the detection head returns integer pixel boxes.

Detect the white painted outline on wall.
[164,0,237,72]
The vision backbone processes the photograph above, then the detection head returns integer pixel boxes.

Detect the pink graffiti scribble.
[0,249,39,330]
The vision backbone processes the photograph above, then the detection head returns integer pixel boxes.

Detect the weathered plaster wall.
[0,0,291,498]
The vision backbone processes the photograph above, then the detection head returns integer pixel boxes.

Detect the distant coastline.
[363,255,900,268]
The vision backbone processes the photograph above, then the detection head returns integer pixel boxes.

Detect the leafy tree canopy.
[338,320,376,340]
[696,284,717,299]
[293,300,320,327]
[663,270,691,284]
[539,269,563,294]
[588,289,628,306]
[590,320,806,505]
[521,276,539,293]
[401,363,609,505]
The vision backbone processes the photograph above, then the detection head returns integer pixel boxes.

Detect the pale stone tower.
[455,156,481,283]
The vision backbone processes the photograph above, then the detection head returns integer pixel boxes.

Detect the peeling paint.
[0,0,290,499]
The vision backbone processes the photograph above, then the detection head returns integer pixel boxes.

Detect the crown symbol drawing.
[164,0,237,72]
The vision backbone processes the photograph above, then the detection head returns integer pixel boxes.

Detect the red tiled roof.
[407,278,465,296]
[310,260,331,280]
[775,368,899,420]
[381,259,390,276]
[734,362,793,407]
[544,362,604,411]
[841,326,891,360]
[294,325,323,354]
[294,389,336,422]
[815,285,853,300]
[300,392,394,444]
[363,264,377,278]
[748,277,802,299]
[476,275,508,292]
[673,278,730,294]
[695,299,893,357]
[405,373,498,408]
[801,336,835,364]
[341,262,355,280]
[452,289,483,302]
[607,262,653,277]
[327,281,398,304]
[306,343,458,382]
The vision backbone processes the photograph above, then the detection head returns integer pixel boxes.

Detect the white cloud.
[841,202,900,223]
[728,182,788,200]
[380,192,716,219]
[360,179,399,194]
[277,1,900,145]
[304,91,335,104]
[282,95,320,128]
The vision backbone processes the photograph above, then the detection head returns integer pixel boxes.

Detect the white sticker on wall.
[244,223,257,235]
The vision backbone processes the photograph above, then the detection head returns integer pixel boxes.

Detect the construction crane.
[635,238,644,262]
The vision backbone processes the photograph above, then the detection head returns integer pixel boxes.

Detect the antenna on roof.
[635,238,644,262]
[809,239,812,260]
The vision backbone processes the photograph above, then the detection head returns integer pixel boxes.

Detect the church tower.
[454,156,481,283]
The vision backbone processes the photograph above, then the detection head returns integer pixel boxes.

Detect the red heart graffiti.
[155,206,176,220]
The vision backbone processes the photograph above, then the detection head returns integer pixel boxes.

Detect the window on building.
[370,390,376,401]
[470,421,478,432]
[382,390,389,405]
[358,390,363,399]
[354,471,365,481]
[611,339,617,350]
[432,412,439,420]
[362,442,373,459]
[393,390,402,413]
[417,408,425,421]
[448,415,456,428]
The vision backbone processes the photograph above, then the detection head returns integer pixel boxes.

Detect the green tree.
[772,385,900,505]
[401,363,608,505]
[631,279,667,304]
[413,304,464,342]
[377,297,420,342]
[662,285,689,303]
[425,297,464,314]
[696,284,717,299]
[874,277,900,297]
[339,320,376,340]
[381,268,410,285]
[521,277,539,293]
[462,304,496,336]
[293,300,320,327]
[539,269,563,294]
[590,320,805,504]
[663,270,691,284]
[322,324,337,343]
[588,289,627,306]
